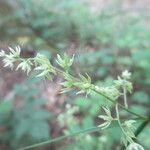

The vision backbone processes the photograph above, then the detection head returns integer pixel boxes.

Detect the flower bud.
[126,142,144,150]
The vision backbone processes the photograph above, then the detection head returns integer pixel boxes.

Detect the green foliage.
[0,0,92,49]
[0,78,51,149]
[138,125,150,149]
[132,91,149,103]
[0,101,12,114]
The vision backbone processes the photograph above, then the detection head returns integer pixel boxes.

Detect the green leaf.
[82,117,94,129]
[132,91,149,103]
[29,122,50,140]
[30,110,50,120]
[74,97,91,107]
[14,119,30,140]
[138,125,150,149]
[0,101,12,114]
[130,105,148,115]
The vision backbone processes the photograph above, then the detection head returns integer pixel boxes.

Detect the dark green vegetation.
[0,0,149,150]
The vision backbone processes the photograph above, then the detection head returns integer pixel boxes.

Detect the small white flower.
[126,142,144,150]
[3,57,14,69]
[122,70,131,79]
[98,107,113,129]
[16,60,32,75]
[34,53,56,76]
[0,50,5,57]
[0,46,21,69]
[56,53,74,69]
[9,46,21,57]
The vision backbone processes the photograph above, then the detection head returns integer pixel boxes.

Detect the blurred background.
[0,0,150,149]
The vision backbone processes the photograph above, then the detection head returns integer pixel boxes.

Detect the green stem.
[115,104,133,144]
[92,87,147,120]
[123,86,128,108]
[17,126,101,150]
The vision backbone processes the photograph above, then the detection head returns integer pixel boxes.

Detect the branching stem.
[13,54,148,120]
[54,67,147,120]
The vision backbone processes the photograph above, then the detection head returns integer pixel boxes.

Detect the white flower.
[8,46,21,57]
[0,50,5,57]
[114,76,133,93]
[98,107,113,129]
[34,53,56,79]
[56,53,74,69]
[126,142,144,150]
[122,70,131,79]
[0,46,21,69]
[3,57,14,69]
[16,60,32,75]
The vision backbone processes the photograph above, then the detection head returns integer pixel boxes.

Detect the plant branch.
[54,67,147,120]
[17,126,101,150]
[3,51,148,120]
[92,89,146,120]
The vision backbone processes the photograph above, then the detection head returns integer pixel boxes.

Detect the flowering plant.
[0,46,149,150]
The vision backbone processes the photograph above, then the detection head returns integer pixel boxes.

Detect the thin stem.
[123,86,128,108]
[115,104,133,144]
[92,87,147,120]
[17,126,101,150]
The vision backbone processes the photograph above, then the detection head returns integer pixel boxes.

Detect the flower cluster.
[98,107,114,129]
[60,74,74,93]
[114,75,133,94]
[121,120,136,146]
[0,46,21,69]
[34,53,56,79]
[75,73,92,97]
[57,104,79,128]
[56,53,74,71]
[94,85,121,100]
